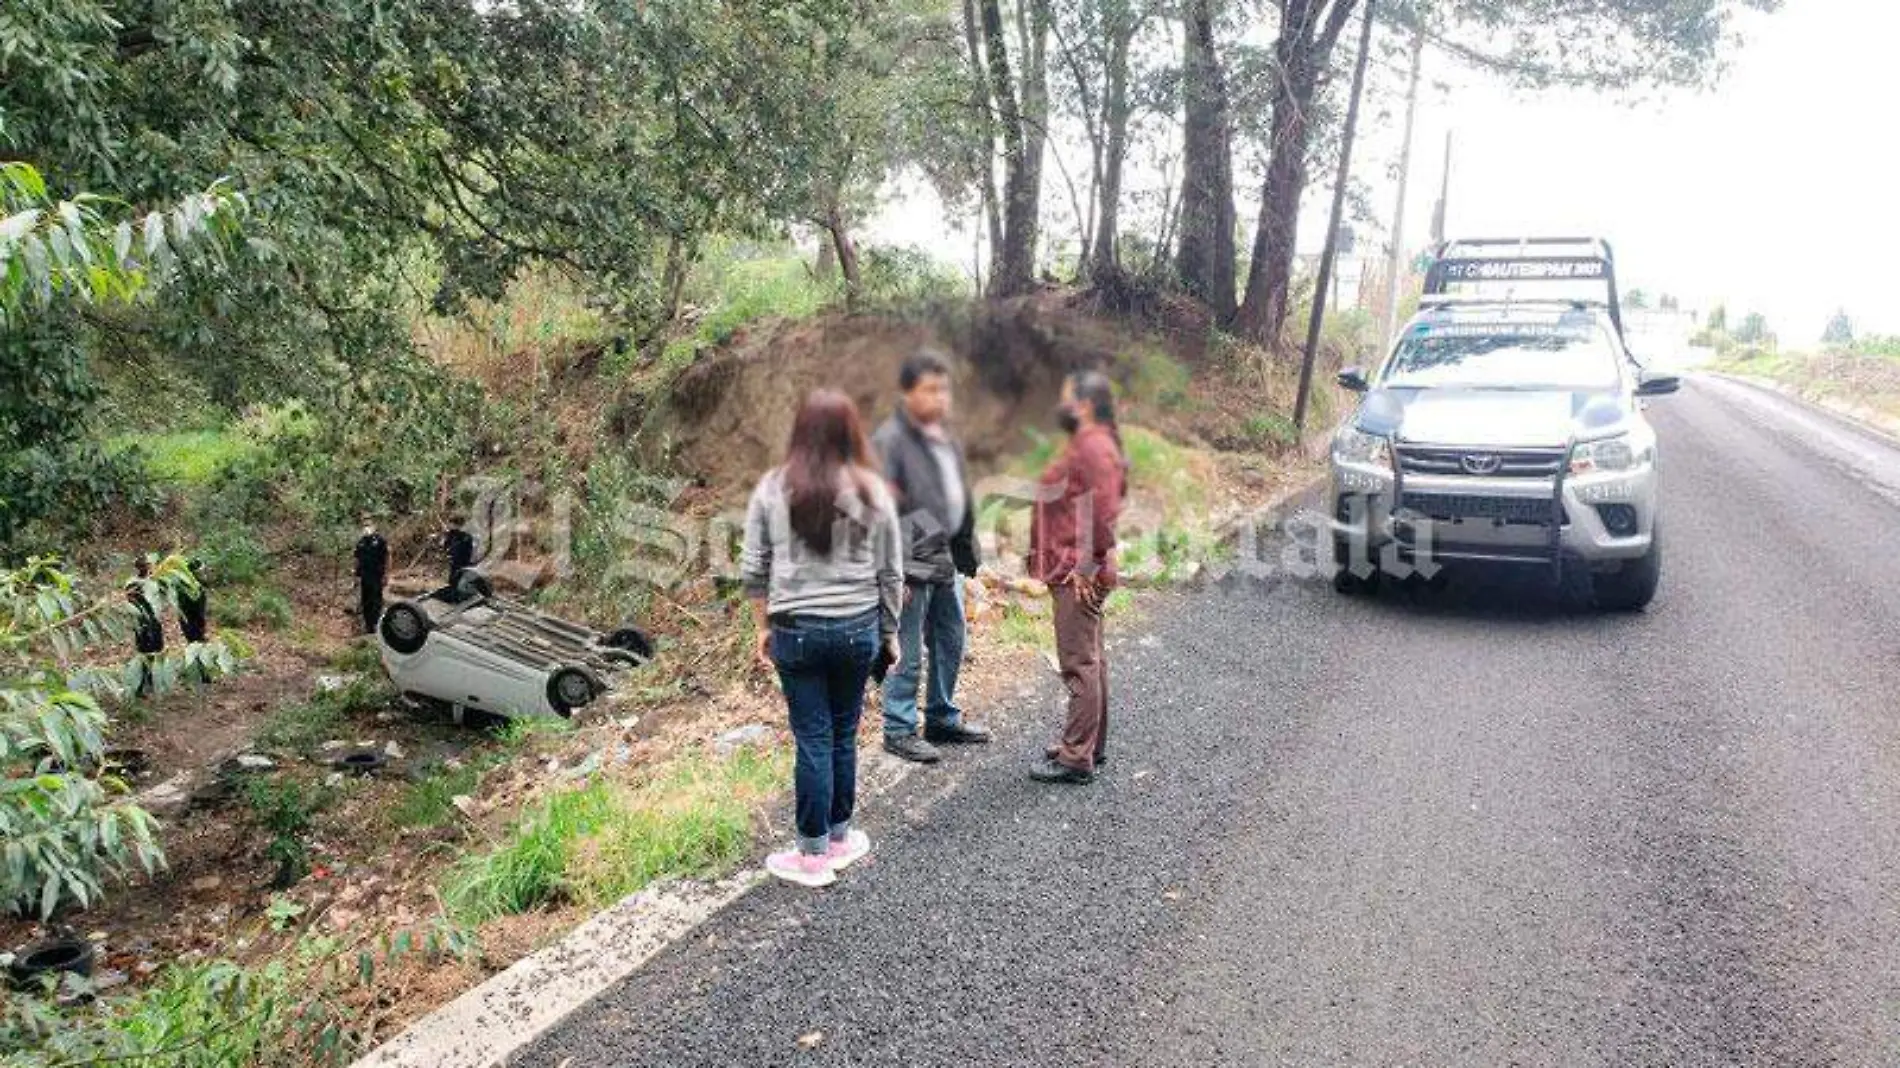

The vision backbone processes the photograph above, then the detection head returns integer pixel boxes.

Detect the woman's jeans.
[771,609,880,855]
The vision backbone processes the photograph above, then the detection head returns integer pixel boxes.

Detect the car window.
[1379,321,1622,391]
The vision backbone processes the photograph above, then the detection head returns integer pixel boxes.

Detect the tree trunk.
[962,0,1004,255]
[1090,19,1134,279]
[1175,0,1236,318]
[1233,0,1362,346]
[983,0,1048,297]
[824,203,861,303]
[814,235,837,280]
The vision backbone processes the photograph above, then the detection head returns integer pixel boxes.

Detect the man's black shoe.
[1044,747,1106,767]
[884,735,942,764]
[925,721,992,745]
[1028,758,1095,785]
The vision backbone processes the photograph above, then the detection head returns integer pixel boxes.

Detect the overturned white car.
[378,580,653,722]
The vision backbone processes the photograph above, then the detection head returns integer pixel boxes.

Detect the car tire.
[547,667,599,717]
[1592,526,1662,612]
[379,602,432,655]
[8,935,95,989]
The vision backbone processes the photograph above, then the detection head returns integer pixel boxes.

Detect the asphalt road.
[515,376,1900,1067]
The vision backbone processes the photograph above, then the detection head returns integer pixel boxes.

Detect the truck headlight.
[1333,427,1392,469]
[1569,437,1641,475]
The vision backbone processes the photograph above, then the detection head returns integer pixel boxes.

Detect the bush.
[1,557,238,919]
[242,777,332,886]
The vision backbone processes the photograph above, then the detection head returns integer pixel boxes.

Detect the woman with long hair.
[740,390,904,887]
[1027,370,1127,785]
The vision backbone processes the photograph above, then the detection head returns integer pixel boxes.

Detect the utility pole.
[1293,0,1378,432]
[1382,15,1426,342]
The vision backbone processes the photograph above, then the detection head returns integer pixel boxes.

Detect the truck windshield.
[1380,324,1621,391]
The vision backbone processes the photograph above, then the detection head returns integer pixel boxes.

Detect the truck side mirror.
[1636,372,1681,397]
[1336,368,1370,393]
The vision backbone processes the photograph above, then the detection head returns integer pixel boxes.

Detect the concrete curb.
[351,873,763,1068]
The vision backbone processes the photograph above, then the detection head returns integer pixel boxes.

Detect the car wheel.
[379,602,432,655]
[1592,526,1662,612]
[547,667,598,716]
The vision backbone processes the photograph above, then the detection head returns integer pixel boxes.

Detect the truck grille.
[1395,446,1565,478]
[1400,493,1563,524]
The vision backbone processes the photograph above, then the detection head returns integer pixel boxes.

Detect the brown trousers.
[1051,585,1109,772]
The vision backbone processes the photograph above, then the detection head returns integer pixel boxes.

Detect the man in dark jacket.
[871,350,990,764]
[354,517,390,634]
[441,515,475,593]
[177,559,209,644]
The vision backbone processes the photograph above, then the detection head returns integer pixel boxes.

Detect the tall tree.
[1175,0,1237,316]
[1823,309,1855,346]
[1232,0,1363,344]
[978,0,1053,296]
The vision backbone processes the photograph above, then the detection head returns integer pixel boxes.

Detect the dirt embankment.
[635,288,1227,502]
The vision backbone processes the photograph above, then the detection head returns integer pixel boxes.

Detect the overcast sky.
[1377,0,1899,343]
[869,0,1896,347]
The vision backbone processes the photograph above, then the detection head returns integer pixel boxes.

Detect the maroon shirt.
[1027,424,1126,588]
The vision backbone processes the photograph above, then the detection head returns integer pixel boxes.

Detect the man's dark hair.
[899,349,952,392]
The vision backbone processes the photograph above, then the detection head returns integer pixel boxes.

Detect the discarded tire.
[603,627,655,662]
[379,603,431,655]
[547,667,598,716]
[332,750,387,776]
[8,935,95,989]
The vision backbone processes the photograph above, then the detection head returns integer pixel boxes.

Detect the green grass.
[573,749,785,905]
[122,428,260,487]
[1242,411,1299,449]
[994,601,1052,651]
[393,761,485,830]
[257,675,392,751]
[440,749,789,924]
[1128,347,1192,411]
[1122,427,1205,515]
[442,782,618,923]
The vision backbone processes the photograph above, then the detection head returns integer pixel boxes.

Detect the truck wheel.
[379,603,432,655]
[547,667,598,716]
[1331,537,1382,595]
[1592,528,1662,612]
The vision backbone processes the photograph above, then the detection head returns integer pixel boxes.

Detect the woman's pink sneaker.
[766,849,837,888]
[826,829,871,871]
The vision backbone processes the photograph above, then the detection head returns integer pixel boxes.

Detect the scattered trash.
[232,754,276,772]
[190,875,223,892]
[450,795,478,818]
[314,674,351,694]
[319,740,349,753]
[1162,890,1181,902]
[618,716,641,730]
[796,1030,825,1050]
[716,724,774,756]
[7,936,95,989]
[103,748,151,778]
[382,740,407,761]
[92,968,129,993]
[325,772,345,788]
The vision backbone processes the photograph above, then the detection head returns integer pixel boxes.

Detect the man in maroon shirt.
[1027,371,1127,784]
